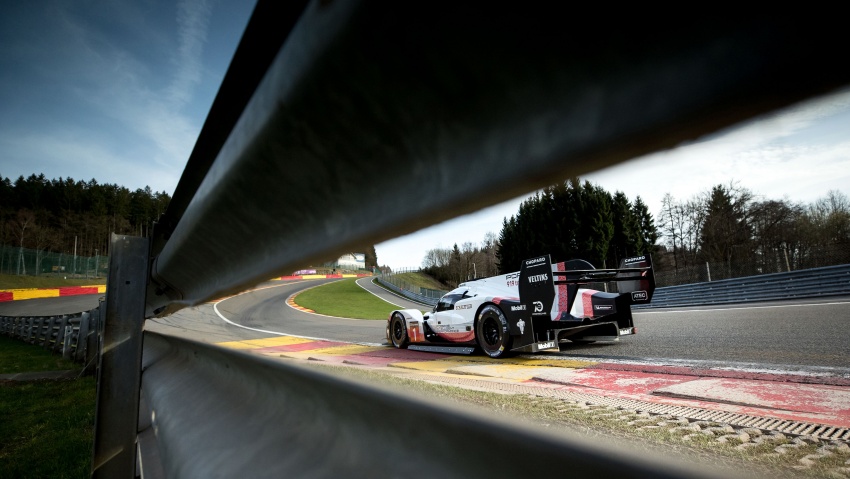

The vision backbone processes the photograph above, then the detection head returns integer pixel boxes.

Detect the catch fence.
[0,244,108,279]
[377,268,446,304]
[654,244,849,287]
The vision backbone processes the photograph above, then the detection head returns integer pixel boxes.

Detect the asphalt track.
[189,278,850,373]
[7,278,850,434]
[4,278,849,373]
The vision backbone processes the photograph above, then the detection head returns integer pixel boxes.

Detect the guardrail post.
[76,312,90,363]
[91,234,149,478]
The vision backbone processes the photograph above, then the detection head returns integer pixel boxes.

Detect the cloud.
[377,89,850,268]
[169,0,213,107]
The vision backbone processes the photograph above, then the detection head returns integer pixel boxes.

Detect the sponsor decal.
[510,304,526,311]
[624,256,646,264]
[536,341,555,350]
[527,273,548,283]
[631,290,648,301]
[455,304,472,310]
[533,301,544,313]
[593,305,613,311]
[524,257,547,268]
[517,319,526,334]
[434,325,461,333]
[505,272,520,287]
[619,328,633,335]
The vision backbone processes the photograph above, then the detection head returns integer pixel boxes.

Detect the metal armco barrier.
[0,308,101,372]
[639,263,850,309]
[375,276,439,306]
[138,331,714,479]
[84,1,850,477]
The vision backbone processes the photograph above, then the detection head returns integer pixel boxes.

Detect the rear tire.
[475,305,512,358]
[389,313,409,349]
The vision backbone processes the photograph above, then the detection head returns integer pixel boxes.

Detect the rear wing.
[615,255,655,304]
[518,254,655,319]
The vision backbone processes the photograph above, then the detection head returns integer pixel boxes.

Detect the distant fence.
[638,263,850,309]
[377,269,446,306]
[0,306,101,373]
[0,244,108,278]
[377,263,850,310]
[654,244,850,287]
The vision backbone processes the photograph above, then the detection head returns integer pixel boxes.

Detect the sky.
[2,1,849,270]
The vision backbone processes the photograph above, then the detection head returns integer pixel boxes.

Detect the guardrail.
[638,263,850,309]
[375,275,441,306]
[138,331,706,478]
[85,2,850,478]
[0,307,101,372]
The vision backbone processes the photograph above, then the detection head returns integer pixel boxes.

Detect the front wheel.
[475,305,513,358]
[389,313,409,349]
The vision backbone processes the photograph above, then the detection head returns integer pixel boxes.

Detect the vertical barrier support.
[91,234,149,478]
[63,324,74,360]
[76,312,90,363]
[84,307,101,375]
[56,315,70,353]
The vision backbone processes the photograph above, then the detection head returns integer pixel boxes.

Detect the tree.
[632,196,657,255]
[495,178,652,273]
[608,191,638,267]
[699,184,754,278]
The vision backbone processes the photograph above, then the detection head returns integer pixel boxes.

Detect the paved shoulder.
[0,295,102,316]
[355,277,431,311]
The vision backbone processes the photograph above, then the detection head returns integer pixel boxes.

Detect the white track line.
[637,300,850,314]
[354,277,409,308]
[212,280,383,345]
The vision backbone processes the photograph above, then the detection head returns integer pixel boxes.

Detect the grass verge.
[0,336,79,373]
[295,279,398,319]
[392,271,448,291]
[0,337,95,479]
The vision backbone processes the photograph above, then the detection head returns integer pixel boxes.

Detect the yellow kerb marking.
[388,359,486,373]
[445,364,554,380]
[498,358,595,368]
[306,345,382,356]
[273,345,381,359]
[14,289,60,300]
[216,336,313,350]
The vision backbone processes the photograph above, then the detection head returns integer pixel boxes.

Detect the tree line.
[0,173,170,263]
[422,178,656,288]
[496,178,656,274]
[421,233,500,287]
[658,183,850,282]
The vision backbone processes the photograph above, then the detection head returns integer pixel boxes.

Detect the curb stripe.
[278,274,372,280]
[0,285,106,302]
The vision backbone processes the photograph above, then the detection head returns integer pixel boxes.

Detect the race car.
[386,254,655,358]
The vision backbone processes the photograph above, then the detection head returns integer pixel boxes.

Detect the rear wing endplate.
[518,254,655,315]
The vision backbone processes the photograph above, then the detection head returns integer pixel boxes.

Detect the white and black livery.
[386,254,655,358]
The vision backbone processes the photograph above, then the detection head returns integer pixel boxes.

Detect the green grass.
[295,279,401,319]
[0,336,79,374]
[0,274,105,290]
[393,271,448,291]
[0,337,95,479]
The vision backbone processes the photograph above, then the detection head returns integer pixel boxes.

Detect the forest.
[423,178,656,287]
[656,183,850,284]
[0,173,170,275]
[421,178,850,288]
